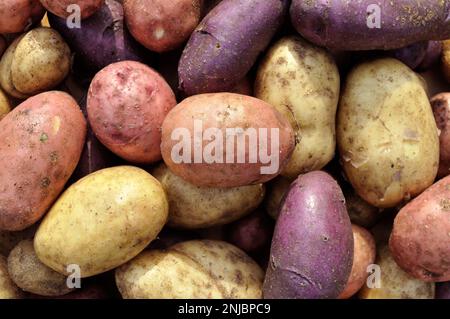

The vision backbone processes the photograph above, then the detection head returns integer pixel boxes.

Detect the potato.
[0,88,11,120]
[337,58,439,208]
[152,163,265,229]
[264,175,292,220]
[124,0,201,53]
[0,35,29,99]
[0,225,37,256]
[389,175,450,282]
[0,0,45,34]
[40,0,104,19]
[7,240,72,296]
[34,166,168,278]
[443,40,450,84]
[115,240,264,299]
[87,61,176,164]
[0,91,86,231]
[346,190,381,228]
[255,36,340,178]
[359,246,434,299]
[161,93,295,188]
[431,93,450,177]
[339,225,376,299]
[0,255,23,299]
[263,171,354,299]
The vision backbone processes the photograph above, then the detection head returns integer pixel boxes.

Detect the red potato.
[431,93,450,178]
[40,0,104,19]
[339,225,376,299]
[87,61,177,164]
[0,0,45,34]
[0,91,86,231]
[124,0,201,53]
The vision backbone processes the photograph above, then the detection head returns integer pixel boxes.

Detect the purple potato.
[418,41,443,71]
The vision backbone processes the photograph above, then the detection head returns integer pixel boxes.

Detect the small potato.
[443,40,450,84]
[0,88,11,120]
[431,93,450,177]
[339,225,376,299]
[0,255,23,299]
[0,0,45,34]
[40,0,104,19]
[0,225,37,256]
[264,175,292,219]
[34,166,169,278]
[359,246,434,299]
[124,0,201,53]
[87,61,176,164]
[255,36,340,178]
[7,240,72,296]
[115,240,264,299]
[152,163,265,229]
[346,191,381,228]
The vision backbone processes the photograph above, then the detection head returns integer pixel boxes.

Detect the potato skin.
[0,255,23,299]
[255,36,340,178]
[0,91,87,231]
[115,240,264,299]
[0,0,45,34]
[0,35,29,99]
[87,61,176,164]
[263,171,354,299]
[40,0,104,19]
[178,0,289,96]
[124,0,201,53]
[389,175,450,282]
[0,88,11,120]
[337,58,439,208]
[431,93,450,177]
[161,93,295,188]
[34,166,169,278]
[359,246,434,299]
[7,240,72,296]
[339,225,376,299]
[152,163,265,229]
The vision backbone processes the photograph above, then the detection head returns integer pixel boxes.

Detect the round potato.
[339,225,376,299]
[124,0,201,53]
[152,163,265,229]
[0,0,45,34]
[431,93,450,177]
[161,93,295,188]
[116,240,264,299]
[0,88,11,120]
[359,246,434,299]
[255,36,340,178]
[8,240,72,296]
[337,58,439,208]
[87,61,176,164]
[34,166,168,278]
[264,175,292,219]
[40,0,104,19]
[0,255,23,299]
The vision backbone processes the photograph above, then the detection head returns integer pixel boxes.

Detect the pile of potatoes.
[0,0,449,300]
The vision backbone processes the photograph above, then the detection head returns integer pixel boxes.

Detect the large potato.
[255,36,340,178]
[389,175,450,282]
[116,240,264,299]
[359,246,434,299]
[40,0,104,19]
[152,163,265,229]
[0,255,23,299]
[8,240,72,296]
[0,0,45,34]
[0,88,11,120]
[337,58,439,208]
[34,166,168,278]
[161,93,295,188]
[0,91,86,231]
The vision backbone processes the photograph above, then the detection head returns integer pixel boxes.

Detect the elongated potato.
[115,240,264,299]
[337,58,439,208]
[152,163,265,229]
[255,36,340,178]
[0,255,23,299]
[0,91,86,231]
[34,166,168,278]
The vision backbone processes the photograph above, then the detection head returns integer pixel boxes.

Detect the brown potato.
[0,255,23,299]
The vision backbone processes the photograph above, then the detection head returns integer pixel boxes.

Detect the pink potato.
[40,0,104,19]
[87,61,177,164]
[0,0,45,34]
[431,93,450,178]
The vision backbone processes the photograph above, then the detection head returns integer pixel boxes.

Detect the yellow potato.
[337,58,439,208]
[34,166,168,278]
[255,36,340,178]
[0,255,22,299]
[152,163,265,229]
[0,88,11,120]
[116,240,264,299]
[359,246,434,299]
[0,35,29,99]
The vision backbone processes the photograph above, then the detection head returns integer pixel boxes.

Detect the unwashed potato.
[0,225,37,256]
[40,0,104,19]
[7,240,72,296]
[34,166,168,278]
[152,163,265,229]
[255,36,340,178]
[0,0,45,34]
[359,246,434,299]
[0,88,11,120]
[431,93,450,177]
[443,40,450,84]
[337,58,439,208]
[115,240,264,299]
[339,225,376,299]
[124,0,201,53]
[0,255,23,299]
[264,175,292,220]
